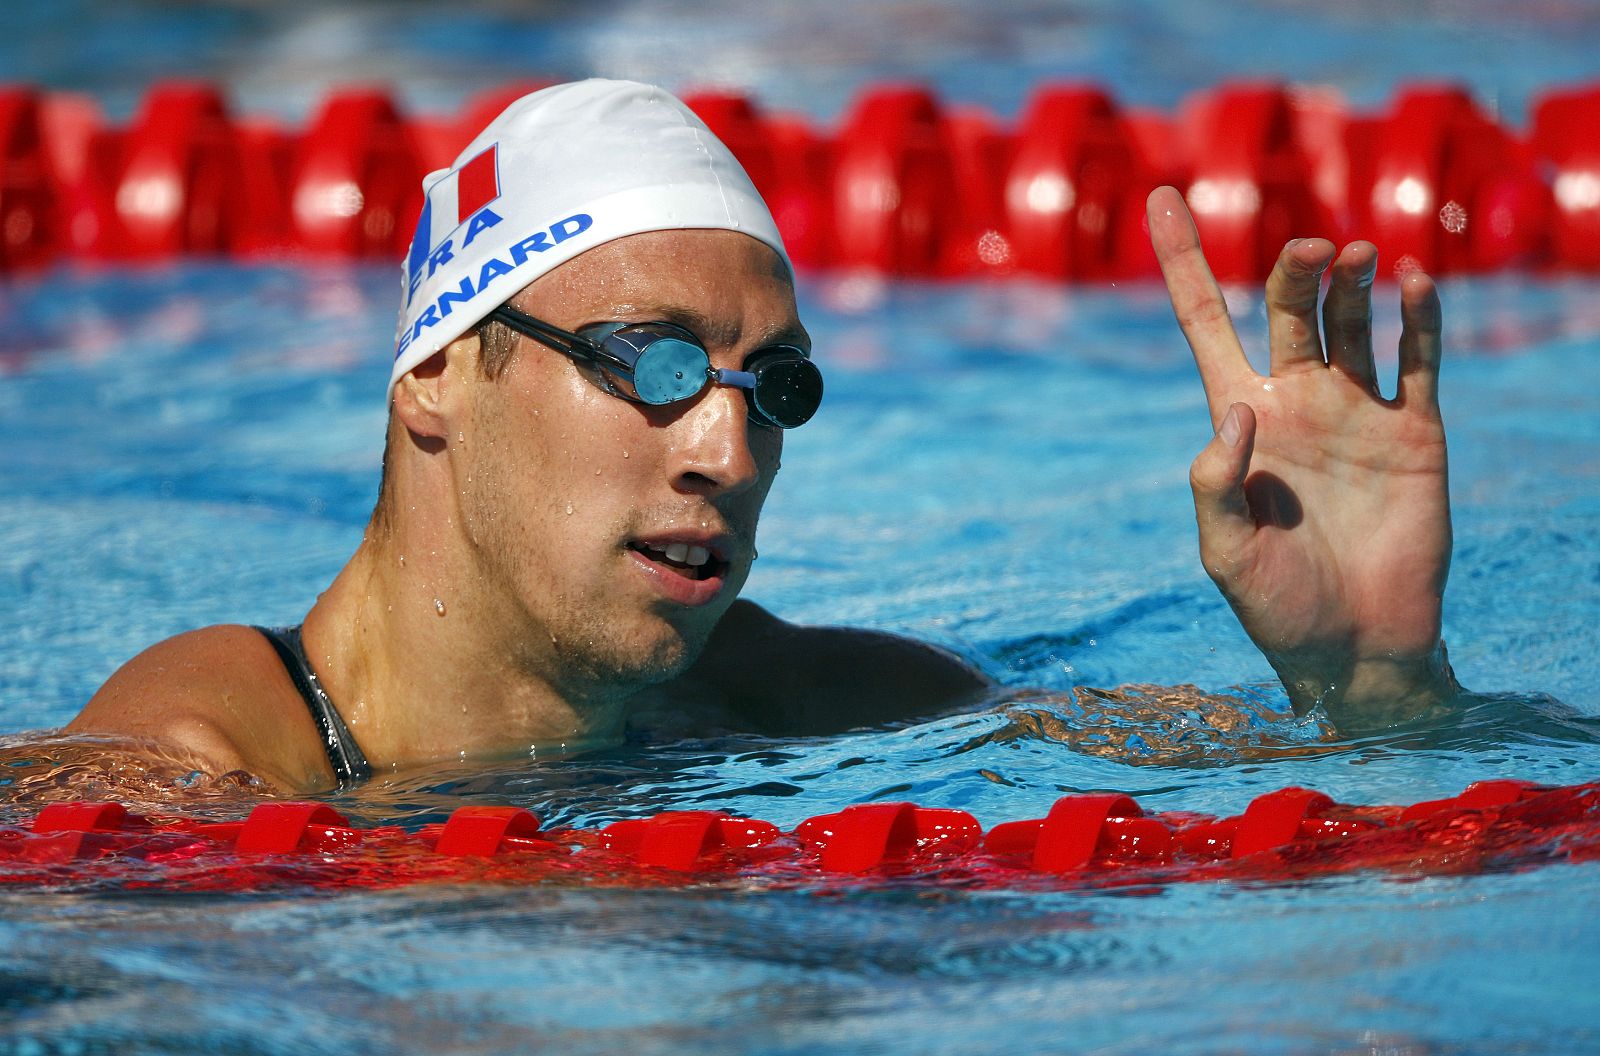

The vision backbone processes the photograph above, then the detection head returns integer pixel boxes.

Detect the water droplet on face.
[398,554,405,567]
[565,503,574,515]
[622,451,629,459]
[433,597,447,616]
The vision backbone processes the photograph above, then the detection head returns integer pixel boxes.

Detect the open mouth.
[627,540,728,582]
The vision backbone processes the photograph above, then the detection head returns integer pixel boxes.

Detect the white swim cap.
[391,79,790,393]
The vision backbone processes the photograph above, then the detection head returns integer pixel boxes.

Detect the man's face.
[453,229,805,694]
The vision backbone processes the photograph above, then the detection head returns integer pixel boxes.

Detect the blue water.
[4,261,1600,1052]
[5,3,1600,1054]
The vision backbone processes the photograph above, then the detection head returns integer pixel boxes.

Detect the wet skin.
[63,193,1461,792]
[67,229,989,790]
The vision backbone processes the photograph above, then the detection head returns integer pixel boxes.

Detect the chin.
[626,619,717,685]
[555,614,713,693]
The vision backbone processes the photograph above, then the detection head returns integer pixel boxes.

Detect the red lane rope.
[4,779,1597,892]
[2,80,1599,279]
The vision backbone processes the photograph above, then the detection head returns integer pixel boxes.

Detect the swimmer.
[62,80,1461,792]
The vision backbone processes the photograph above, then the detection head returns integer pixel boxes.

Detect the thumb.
[1189,402,1257,580]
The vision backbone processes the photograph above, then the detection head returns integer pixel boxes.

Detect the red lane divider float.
[1001,85,1152,280]
[2,779,1598,893]
[2,80,1600,278]
[1534,84,1600,270]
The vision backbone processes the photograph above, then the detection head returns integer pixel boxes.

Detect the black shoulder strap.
[255,625,373,790]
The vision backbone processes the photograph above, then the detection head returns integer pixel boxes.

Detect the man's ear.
[391,334,476,439]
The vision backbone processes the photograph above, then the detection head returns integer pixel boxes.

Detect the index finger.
[1146,187,1255,416]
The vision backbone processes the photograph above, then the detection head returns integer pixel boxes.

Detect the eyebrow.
[597,302,812,353]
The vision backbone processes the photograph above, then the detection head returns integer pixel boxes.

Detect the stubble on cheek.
[458,408,712,693]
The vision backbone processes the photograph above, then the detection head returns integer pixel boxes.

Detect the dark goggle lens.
[748,353,824,429]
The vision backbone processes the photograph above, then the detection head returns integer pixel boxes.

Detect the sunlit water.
[5,1,1600,1052]
[2,258,1598,1053]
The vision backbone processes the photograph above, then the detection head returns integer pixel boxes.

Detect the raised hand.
[1146,186,1460,728]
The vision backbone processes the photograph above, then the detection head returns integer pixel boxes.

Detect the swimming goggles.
[486,305,824,429]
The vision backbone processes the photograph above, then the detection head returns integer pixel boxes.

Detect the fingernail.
[1218,405,1241,446]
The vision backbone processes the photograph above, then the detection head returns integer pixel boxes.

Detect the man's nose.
[669,382,763,498]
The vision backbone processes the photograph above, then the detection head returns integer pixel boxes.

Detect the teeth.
[637,542,715,568]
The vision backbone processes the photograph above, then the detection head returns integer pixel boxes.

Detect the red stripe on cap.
[455,145,500,223]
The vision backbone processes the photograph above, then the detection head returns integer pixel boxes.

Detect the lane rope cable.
[4,779,1598,891]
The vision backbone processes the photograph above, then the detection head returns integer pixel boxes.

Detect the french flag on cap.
[406,144,501,302]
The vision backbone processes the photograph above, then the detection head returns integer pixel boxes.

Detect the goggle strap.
[490,306,631,375]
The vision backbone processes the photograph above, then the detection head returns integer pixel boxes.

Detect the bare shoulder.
[66,624,330,790]
[683,600,995,734]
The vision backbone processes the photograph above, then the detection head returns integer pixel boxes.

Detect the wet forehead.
[516,229,807,350]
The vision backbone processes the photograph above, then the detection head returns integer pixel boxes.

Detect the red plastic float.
[830,85,955,275]
[0,88,56,269]
[1533,84,1600,271]
[2,79,1600,276]
[601,810,783,871]
[936,105,1014,275]
[1005,85,1151,280]
[230,117,295,258]
[36,92,126,260]
[1350,85,1544,274]
[761,112,838,268]
[2,779,1597,892]
[291,88,421,257]
[114,83,248,259]
[1180,83,1331,282]
[796,802,982,871]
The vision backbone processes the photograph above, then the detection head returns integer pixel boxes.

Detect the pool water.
[3,259,1599,1052]
[5,3,1600,1054]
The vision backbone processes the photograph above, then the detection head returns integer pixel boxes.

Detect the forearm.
[1266,639,1462,729]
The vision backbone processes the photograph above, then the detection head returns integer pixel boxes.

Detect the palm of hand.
[1211,362,1450,662]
